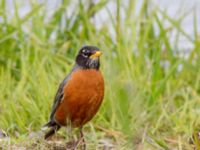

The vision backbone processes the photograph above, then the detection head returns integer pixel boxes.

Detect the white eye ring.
[82,49,88,57]
[82,53,88,58]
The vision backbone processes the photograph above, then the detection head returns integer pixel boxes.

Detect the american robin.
[43,46,104,144]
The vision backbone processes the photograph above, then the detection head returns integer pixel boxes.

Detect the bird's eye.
[82,53,88,58]
[82,49,89,58]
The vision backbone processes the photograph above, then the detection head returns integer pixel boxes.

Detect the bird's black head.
[76,46,102,70]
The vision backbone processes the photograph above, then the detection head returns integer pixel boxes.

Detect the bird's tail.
[43,121,61,140]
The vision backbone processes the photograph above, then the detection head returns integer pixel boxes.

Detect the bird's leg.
[74,127,86,150]
[79,127,86,150]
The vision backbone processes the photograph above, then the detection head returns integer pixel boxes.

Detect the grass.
[0,0,200,149]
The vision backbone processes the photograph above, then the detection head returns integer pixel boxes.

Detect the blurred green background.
[0,0,200,149]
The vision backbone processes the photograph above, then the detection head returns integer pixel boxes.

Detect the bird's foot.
[66,140,76,150]
[66,138,86,150]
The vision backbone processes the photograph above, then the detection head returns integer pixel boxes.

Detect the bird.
[43,45,104,148]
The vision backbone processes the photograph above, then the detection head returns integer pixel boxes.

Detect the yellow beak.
[90,51,102,59]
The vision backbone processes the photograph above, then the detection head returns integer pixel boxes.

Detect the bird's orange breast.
[54,69,104,127]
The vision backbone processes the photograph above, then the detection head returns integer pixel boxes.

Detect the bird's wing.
[49,64,81,121]
[49,74,71,121]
